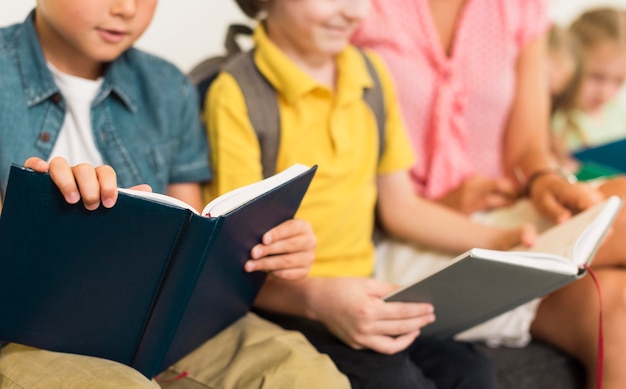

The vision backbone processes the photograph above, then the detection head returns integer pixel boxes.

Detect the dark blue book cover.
[0,164,316,378]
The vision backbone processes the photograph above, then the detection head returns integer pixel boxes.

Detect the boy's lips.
[324,24,355,38]
[96,27,129,44]
[326,24,351,33]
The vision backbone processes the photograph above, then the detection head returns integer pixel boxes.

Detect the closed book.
[0,163,316,378]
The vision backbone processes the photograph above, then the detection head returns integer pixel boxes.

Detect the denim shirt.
[0,12,212,197]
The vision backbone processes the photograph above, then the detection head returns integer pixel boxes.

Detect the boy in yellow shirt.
[205,0,535,387]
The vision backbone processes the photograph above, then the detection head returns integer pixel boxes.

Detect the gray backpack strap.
[223,49,385,178]
[223,50,280,178]
[359,50,386,162]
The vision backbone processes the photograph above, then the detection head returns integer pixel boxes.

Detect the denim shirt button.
[51,93,61,104]
[39,132,51,143]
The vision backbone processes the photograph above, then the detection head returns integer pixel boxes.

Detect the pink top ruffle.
[352,0,549,198]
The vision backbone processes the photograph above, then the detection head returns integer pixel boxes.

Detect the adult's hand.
[529,173,602,223]
[436,175,519,214]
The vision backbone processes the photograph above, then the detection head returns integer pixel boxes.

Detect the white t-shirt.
[47,63,104,166]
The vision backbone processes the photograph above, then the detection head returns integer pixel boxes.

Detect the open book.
[118,163,312,216]
[385,196,623,339]
[0,163,316,378]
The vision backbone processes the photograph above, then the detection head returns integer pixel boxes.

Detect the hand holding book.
[385,196,623,338]
[118,163,312,217]
[21,157,316,282]
[24,156,121,210]
[117,163,316,280]
[0,162,317,378]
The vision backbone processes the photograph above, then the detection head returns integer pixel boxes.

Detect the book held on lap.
[385,196,623,339]
[0,163,316,378]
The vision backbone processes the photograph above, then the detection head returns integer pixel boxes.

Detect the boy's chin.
[319,42,349,56]
[91,47,132,63]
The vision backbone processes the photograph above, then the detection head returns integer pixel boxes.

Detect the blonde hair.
[547,23,579,106]
[554,7,626,146]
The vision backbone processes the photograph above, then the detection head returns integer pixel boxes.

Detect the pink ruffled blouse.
[352,0,549,198]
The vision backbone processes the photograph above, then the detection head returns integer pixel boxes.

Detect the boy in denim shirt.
[0,1,348,388]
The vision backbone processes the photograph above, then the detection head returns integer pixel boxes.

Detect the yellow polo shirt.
[204,25,414,277]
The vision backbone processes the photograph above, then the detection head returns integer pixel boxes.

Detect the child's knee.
[0,344,158,389]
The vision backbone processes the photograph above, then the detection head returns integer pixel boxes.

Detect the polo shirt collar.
[253,24,373,103]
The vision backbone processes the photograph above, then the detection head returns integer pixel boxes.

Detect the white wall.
[548,0,626,24]
[3,0,626,73]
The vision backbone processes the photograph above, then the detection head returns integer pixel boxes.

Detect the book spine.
[159,168,315,370]
[131,213,220,378]
[158,213,266,371]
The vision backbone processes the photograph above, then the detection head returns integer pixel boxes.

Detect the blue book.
[573,138,626,173]
[0,164,316,378]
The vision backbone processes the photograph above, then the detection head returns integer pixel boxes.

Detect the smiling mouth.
[327,25,350,32]
[96,28,129,43]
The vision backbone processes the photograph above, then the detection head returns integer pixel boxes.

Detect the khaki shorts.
[0,313,348,389]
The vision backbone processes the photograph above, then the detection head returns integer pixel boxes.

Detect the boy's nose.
[111,0,138,18]
[343,0,371,21]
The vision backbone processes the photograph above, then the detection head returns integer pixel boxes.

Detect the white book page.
[117,188,200,214]
[201,164,310,217]
[472,196,622,272]
[117,164,311,217]
[470,248,577,274]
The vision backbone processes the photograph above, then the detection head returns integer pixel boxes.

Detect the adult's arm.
[502,33,599,221]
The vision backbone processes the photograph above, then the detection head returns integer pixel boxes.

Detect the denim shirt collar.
[16,12,58,108]
[16,10,137,113]
[98,55,138,113]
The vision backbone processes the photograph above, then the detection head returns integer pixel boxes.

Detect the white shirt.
[47,63,104,166]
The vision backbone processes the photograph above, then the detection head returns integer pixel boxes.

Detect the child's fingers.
[252,238,314,259]
[95,165,118,208]
[23,157,50,173]
[245,252,312,280]
[264,268,310,281]
[360,331,422,356]
[70,164,102,210]
[262,219,314,245]
[245,252,311,272]
[26,157,120,210]
[47,157,81,205]
[255,231,317,260]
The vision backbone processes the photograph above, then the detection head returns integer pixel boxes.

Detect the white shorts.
[375,199,553,348]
